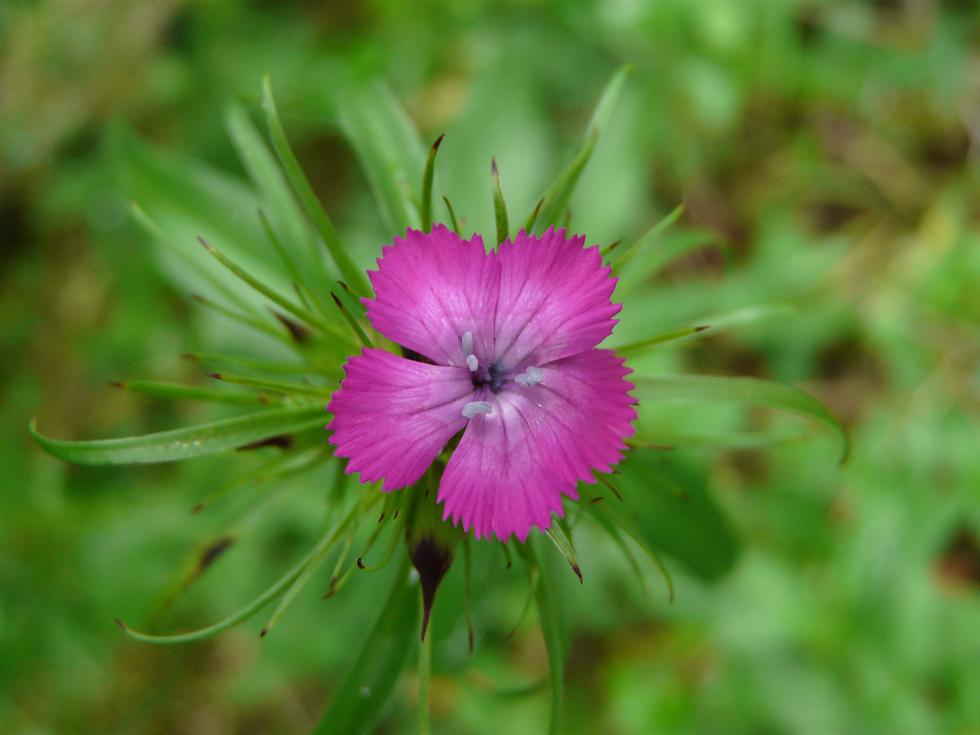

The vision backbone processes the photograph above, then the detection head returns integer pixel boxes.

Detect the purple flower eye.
[327,224,637,541]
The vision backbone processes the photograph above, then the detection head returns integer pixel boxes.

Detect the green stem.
[418,599,432,735]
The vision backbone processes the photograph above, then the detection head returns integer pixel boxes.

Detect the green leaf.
[527,65,630,231]
[31,405,327,465]
[491,158,509,245]
[442,196,462,234]
[420,134,444,232]
[129,202,266,321]
[261,77,370,296]
[198,237,343,338]
[336,82,425,236]
[544,521,583,583]
[330,291,372,347]
[208,372,333,400]
[585,502,664,599]
[634,374,849,461]
[611,451,739,581]
[189,293,290,342]
[115,130,288,320]
[110,379,277,406]
[528,132,595,232]
[524,537,569,735]
[256,209,315,311]
[183,351,310,375]
[260,505,359,638]
[616,229,723,293]
[312,555,419,735]
[615,325,710,357]
[608,203,685,269]
[226,105,335,317]
[116,516,344,645]
[587,64,633,135]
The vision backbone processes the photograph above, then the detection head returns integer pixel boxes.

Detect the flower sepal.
[405,471,461,641]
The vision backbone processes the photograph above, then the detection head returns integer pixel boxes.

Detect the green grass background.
[1,1,978,733]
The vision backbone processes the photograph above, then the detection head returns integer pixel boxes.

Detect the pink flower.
[327,225,636,541]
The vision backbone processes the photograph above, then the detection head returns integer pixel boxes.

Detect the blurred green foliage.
[2,1,978,733]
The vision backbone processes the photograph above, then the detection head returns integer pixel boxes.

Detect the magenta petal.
[438,348,636,541]
[493,227,619,369]
[327,348,473,491]
[365,225,499,366]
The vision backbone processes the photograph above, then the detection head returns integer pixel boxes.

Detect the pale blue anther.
[461,401,493,419]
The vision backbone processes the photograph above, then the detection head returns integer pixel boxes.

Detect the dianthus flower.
[328,225,636,541]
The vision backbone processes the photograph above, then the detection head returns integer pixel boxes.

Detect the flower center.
[471,363,507,394]
[458,332,543,417]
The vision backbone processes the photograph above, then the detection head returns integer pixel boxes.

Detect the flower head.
[328,225,636,541]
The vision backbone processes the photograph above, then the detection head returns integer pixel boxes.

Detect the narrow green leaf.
[257,208,314,311]
[442,196,461,234]
[190,294,287,342]
[116,132,278,319]
[632,428,808,449]
[587,492,675,602]
[183,351,310,375]
[620,304,795,365]
[260,509,356,638]
[110,379,277,406]
[226,105,334,317]
[420,134,444,232]
[335,280,368,318]
[610,203,685,268]
[130,203,264,320]
[617,230,724,293]
[635,374,849,461]
[313,555,419,735]
[208,372,333,400]
[115,519,342,645]
[31,405,326,465]
[530,132,595,232]
[544,521,583,584]
[527,65,631,231]
[584,503,653,597]
[616,325,710,357]
[609,452,738,581]
[588,64,633,135]
[491,158,509,246]
[192,448,327,514]
[697,303,795,330]
[522,538,568,735]
[261,77,370,296]
[336,82,425,236]
[522,197,544,233]
[199,237,341,336]
[330,292,372,347]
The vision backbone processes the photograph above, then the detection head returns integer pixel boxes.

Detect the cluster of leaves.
[29,67,846,734]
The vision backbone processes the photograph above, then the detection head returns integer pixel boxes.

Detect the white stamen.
[461,330,474,356]
[466,354,479,372]
[462,401,493,419]
[516,365,543,387]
